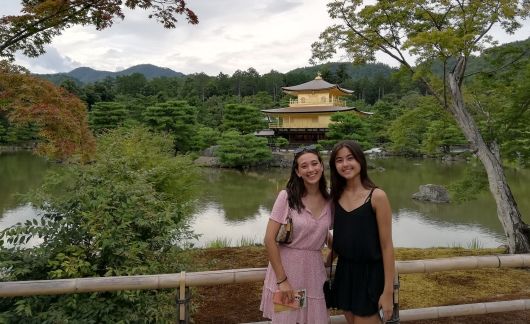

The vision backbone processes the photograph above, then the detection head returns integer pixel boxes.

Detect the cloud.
[14,47,81,74]
[3,0,529,76]
[260,0,303,15]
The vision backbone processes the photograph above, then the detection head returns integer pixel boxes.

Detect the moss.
[187,246,530,322]
[400,268,530,308]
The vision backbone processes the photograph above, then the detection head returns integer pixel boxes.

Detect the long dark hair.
[329,140,376,202]
[286,147,330,212]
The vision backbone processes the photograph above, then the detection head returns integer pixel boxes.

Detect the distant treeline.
[2,39,528,168]
[41,62,404,109]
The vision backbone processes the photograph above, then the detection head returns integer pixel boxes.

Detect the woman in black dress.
[328,140,395,323]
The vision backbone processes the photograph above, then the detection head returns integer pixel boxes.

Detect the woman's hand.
[324,251,333,267]
[378,290,393,322]
[278,280,294,304]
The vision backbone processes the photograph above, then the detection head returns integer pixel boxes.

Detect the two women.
[261,140,395,324]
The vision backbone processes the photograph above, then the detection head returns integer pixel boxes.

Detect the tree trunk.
[448,62,530,253]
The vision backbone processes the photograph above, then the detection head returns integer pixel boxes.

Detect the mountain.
[67,67,114,84]
[115,64,184,79]
[38,64,186,85]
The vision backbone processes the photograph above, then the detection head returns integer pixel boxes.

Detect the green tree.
[319,112,372,150]
[387,108,426,155]
[448,159,490,202]
[275,137,289,152]
[197,95,225,128]
[0,1,198,60]
[115,95,158,123]
[423,120,466,154]
[241,91,275,110]
[467,45,530,167]
[115,73,148,96]
[387,95,465,155]
[192,126,220,152]
[148,76,182,99]
[336,63,349,84]
[311,0,530,253]
[222,103,267,134]
[261,70,285,102]
[0,126,198,322]
[217,130,272,168]
[89,101,128,133]
[365,98,403,146]
[143,100,197,153]
[60,79,84,98]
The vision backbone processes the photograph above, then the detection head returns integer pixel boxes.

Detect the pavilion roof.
[261,106,373,115]
[281,75,353,94]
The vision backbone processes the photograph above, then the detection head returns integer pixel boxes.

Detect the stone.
[412,184,450,203]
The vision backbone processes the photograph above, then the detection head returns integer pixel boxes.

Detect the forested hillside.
[38,64,185,84]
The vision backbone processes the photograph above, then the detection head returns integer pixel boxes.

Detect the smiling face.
[334,146,361,180]
[295,152,324,185]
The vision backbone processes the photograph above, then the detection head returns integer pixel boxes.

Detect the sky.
[3,0,529,76]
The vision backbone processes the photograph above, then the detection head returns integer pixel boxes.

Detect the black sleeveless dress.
[331,188,384,316]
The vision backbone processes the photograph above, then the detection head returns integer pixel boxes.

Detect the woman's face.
[295,152,323,185]
[334,147,361,180]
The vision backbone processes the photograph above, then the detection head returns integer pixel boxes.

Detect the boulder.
[412,184,450,203]
[194,156,221,167]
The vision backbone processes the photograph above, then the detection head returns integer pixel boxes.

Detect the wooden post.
[176,271,190,324]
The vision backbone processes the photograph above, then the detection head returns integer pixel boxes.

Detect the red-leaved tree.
[1,61,95,162]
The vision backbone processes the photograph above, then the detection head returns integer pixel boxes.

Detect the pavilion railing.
[289,98,346,107]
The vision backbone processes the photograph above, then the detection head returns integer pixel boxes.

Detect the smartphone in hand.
[378,307,385,322]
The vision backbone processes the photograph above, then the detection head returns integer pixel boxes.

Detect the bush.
[216,130,272,168]
[0,126,199,322]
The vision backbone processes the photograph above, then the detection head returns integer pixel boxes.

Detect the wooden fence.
[1,254,529,323]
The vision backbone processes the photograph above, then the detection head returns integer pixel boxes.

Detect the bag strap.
[330,249,333,281]
[328,231,333,281]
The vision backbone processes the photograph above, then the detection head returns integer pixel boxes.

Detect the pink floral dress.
[260,190,332,323]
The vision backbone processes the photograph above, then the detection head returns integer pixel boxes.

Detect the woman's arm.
[264,219,294,302]
[372,188,395,321]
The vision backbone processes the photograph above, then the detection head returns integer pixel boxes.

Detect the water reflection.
[1,153,528,249]
[0,152,48,214]
[190,158,529,248]
[393,209,505,248]
[196,168,285,222]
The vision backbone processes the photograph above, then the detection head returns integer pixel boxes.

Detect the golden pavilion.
[261,75,371,144]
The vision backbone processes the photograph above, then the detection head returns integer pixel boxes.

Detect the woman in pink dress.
[260,145,332,323]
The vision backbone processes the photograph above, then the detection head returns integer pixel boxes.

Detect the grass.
[446,238,485,249]
[205,237,232,248]
[204,236,262,248]
[466,238,484,249]
[238,236,261,247]
[188,245,530,323]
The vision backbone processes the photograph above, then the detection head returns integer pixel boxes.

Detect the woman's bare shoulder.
[372,188,389,202]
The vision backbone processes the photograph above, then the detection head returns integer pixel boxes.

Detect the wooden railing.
[289,98,346,107]
[1,254,529,323]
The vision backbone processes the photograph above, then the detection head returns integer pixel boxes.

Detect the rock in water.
[412,184,450,203]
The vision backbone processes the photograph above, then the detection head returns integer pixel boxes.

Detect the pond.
[1,152,529,249]
[190,156,529,248]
